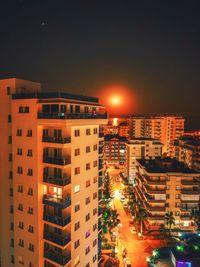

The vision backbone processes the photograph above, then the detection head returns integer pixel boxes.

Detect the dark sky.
[0,0,199,129]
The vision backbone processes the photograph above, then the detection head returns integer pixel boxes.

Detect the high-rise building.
[175,135,200,172]
[125,138,163,184]
[104,118,130,138]
[134,158,200,231]
[0,78,107,267]
[129,115,184,156]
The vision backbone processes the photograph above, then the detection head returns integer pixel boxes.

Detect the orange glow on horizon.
[97,84,136,116]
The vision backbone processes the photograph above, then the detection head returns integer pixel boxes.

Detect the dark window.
[7,86,11,95]
[60,105,66,113]
[8,114,12,123]
[51,104,59,112]
[42,105,50,112]
[70,105,73,113]
[75,105,80,113]
[8,136,12,144]
[27,129,32,137]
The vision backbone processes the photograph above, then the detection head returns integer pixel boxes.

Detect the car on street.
[130,226,137,234]
[120,195,126,202]
[124,258,132,267]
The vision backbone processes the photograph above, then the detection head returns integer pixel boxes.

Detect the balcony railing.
[38,112,108,120]
[44,249,71,266]
[148,215,165,220]
[145,203,166,211]
[144,184,166,194]
[43,213,71,227]
[43,157,71,166]
[43,195,71,209]
[181,188,200,195]
[43,175,71,186]
[44,231,71,246]
[181,180,200,186]
[43,136,71,144]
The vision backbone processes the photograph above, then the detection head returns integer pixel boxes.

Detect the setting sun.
[110,96,122,106]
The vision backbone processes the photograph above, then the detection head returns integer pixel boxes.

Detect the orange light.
[113,118,118,126]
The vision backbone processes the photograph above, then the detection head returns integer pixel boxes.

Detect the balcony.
[181,180,200,186]
[43,195,71,209]
[43,214,71,227]
[148,215,165,220]
[99,132,104,138]
[181,188,200,195]
[38,112,108,120]
[43,175,71,186]
[44,231,71,246]
[43,157,71,166]
[145,203,166,212]
[43,136,71,144]
[44,249,71,266]
[144,184,166,194]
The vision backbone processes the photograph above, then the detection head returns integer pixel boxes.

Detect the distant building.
[118,121,129,138]
[104,118,130,138]
[129,115,184,157]
[0,78,107,267]
[125,138,163,184]
[104,135,127,165]
[134,157,200,230]
[175,135,200,171]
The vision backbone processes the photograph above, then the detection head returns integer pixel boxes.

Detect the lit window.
[74,185,80,193]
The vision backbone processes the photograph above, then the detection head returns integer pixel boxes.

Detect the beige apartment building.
[125,138,163,184]
[0,78,107,267]
[134,158,200,231]
[129,115,184,156]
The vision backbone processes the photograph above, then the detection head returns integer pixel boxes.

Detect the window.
[18,203,23,211]
[74,239,80,249]
[93,128,98,134]
[8,135,12,144]
[93,223,97,232]
[11,255,15,264]
[85,230,90,238]
[86,163,90,170]
[19,239,24,247]
[16,129,22,136]
[27,149,32,157]
[93,176,97,184]
[28,225,34,233]
[18,185,23,193]
[175,194,180,199]
[17,148,23,155]
[93,192,97,200]
[85,197,90,205]
[74,256,80,267]
[9,153,12,162]
[85,245,90,255]
[10,238,14,248]
[9,188,13,196]
[18,221,24,229]
[86,263,90,267]
[93,144,97,151]
[74,185,80,193]
[10,205,14,213]
[28,243,34,252]
[93,254,97,263]
[74,129,80,137]
[86,146,90,153]
[28,188,33,196]
[28,206,33,214]
[93,208,97,216]
[17,166,23,174]
[7,86,11,95]
[93,160,97,167]
[75,203,80,212]
[86,128,90,135]
[18,256,24,265]
[74,221,80,231]
[93,239,97,247]
[8,114,12,123]
[27,129,32,137]
[85,213,90,222]
[86,180,91,188]
[74,148,80,156]
[176,185,181,190]
[10,222,14,231]
[75,167,80,175]
[9,171,13,179]
[19,106,29,113]
[27,169,33,176]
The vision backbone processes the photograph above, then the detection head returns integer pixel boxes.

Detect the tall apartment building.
[134,158,200,231]
[129,115,184,156]
[104,118,129,138]
[104,135,127,166]
[175,135,200,172]
[125,138,163,184]
[0,78,107,267]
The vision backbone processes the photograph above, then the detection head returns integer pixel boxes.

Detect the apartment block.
[104,118,129,138]
[175,135,200,171]
[129,115,184,156]
[0,78,107,267]
[125,138,163,184]
[134,158,200,231]
[104,135,127,166]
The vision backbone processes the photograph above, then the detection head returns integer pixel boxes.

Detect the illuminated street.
[109,168,166,267]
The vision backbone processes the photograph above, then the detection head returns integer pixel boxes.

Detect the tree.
[165,211,175,236]
[103,171,112,203]
[191,209,200,231]
[135,206,148,234]
[108,209,121,230]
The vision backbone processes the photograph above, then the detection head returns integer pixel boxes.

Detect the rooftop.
[127,138,162,145]
[138,157,198,174]
[104,134,128,142]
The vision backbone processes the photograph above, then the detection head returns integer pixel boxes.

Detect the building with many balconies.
[134,157,200,231]
[0,78,107,267]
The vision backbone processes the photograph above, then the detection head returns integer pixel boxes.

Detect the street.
[109,168,165,267]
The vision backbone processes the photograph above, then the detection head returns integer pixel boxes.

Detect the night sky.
[0,1,199,129]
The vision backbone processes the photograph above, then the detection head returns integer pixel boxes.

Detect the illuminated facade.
[129,115,184,156]
[0,78,107,267]
[125,138,163,184]
[104,118,129,138]
[134,158,200,230]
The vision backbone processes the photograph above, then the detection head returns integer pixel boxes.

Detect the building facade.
[125,138,163,184]
[134,158,200,231]
[104,135,127,166]
[129,115,184,157]
[0,78,107,267]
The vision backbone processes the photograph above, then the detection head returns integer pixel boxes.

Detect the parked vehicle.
[124,258,132,267]
[130,227,137,234]
[120,195,126,202]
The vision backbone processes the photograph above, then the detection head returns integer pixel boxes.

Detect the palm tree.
[191,209,200,231]
[165,211,175,236]
[108,209,121,230]
[135,206,148,234]
[103,171,112,203]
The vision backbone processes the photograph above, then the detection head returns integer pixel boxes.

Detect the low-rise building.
[134,158,200,231]
[126,138,163,184]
